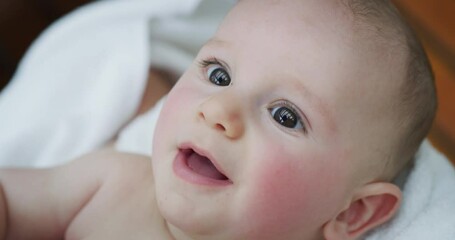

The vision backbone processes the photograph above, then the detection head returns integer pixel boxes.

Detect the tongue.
[187,152,228,180]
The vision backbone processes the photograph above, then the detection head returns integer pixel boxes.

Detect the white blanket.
[0,0,232,167]
[0,0,454,239]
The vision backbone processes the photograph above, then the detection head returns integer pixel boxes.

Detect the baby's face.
[152,0,403,239]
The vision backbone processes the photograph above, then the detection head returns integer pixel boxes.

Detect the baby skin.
[1,0,419,239]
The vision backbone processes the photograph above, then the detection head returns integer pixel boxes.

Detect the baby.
[0,0,436,239]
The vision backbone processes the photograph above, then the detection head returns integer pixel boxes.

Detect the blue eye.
[268,102,305,131]
[207,65,231,86]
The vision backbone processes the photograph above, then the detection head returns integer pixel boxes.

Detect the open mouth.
[173,147,232,186]
[185,149,229,180]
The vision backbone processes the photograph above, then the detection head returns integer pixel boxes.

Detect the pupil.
[210,68,230,86]
[273,107,297,128]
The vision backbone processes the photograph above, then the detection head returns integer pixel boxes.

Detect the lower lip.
[173,150,233,187]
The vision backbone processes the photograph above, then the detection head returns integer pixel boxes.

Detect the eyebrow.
[204,38,231,49]
[287,77,336,133]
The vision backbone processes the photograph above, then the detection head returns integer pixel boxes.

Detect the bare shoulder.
[0,150,165,240]
[70,149,154,184]
[64,151,170,239]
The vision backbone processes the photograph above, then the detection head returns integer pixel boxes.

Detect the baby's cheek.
[155,83,197,132]
[153,83,196,156]
[241,146,345,237]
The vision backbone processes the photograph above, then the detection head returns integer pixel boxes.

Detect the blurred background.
[0,0,92,88]
[0,0,453,163]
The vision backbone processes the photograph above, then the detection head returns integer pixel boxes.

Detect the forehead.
[214,3,354,111]
[215,0,362,93]
[219,0,353,48]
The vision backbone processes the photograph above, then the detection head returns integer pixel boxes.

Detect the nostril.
[199,110,226,132]
[199,112,206,120]
[215,123,226,131]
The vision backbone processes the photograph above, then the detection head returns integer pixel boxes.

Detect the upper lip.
[178,142,231,182]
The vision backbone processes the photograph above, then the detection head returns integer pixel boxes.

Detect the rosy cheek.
[241,144,346,236]
[153,83,195,154]
[155,82,197,129]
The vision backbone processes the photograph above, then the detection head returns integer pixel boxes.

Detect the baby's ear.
[322,182,402,240]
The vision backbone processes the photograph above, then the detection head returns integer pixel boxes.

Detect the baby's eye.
[207,65,231,86]
[199,58,231,86]
[268,102,305,132]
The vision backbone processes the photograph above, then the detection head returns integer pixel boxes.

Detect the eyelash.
[198,57,222,68]
[268,100,307,134]
[198,57,307,135]
[198,57,231,87]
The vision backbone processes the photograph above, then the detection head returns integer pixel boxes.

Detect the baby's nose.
[197,94,245,139]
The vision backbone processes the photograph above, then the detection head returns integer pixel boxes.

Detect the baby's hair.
[345,0,437,180]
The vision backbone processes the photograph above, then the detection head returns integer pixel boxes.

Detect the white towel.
[0,0,232,167]
[0,0,454,239]
[365,141,455,239]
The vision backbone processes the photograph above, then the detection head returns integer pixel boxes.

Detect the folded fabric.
[0,0,233,167]
[365,140,455,239]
